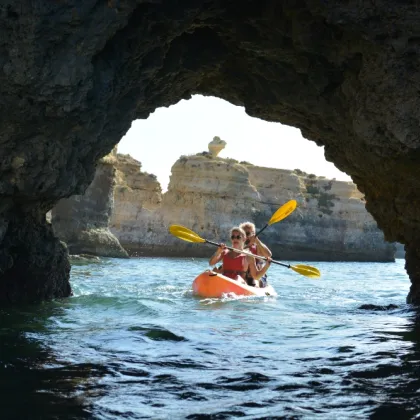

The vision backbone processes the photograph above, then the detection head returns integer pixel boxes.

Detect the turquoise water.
[1,257,419,419]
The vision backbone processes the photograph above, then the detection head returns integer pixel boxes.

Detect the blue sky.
[118,95,351,191]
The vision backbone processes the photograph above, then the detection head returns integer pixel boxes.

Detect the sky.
[117,95,351,191]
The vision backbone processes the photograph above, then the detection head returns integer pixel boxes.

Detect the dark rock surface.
[358,304,399,311]
[1,1,420,302]
[0,210,71,303]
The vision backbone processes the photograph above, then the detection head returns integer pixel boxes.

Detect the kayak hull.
[192,271,277,298]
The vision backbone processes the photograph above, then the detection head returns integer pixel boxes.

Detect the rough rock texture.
[111,153,258,256]
[208,136,226,157]
[52,154,128,258]
[0,212,71,304]
[110,153,162,255]
[247,166,396,261]
[2,1,420,302]
[111,153,395,262]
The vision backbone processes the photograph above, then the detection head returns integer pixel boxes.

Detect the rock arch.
[1,1,420,303]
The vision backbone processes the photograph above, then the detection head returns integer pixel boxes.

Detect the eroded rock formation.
[52,153,128,259]
[110,153,395,262]
[111,153,162,255]
[2,1,420,302]
[208,136,226,157]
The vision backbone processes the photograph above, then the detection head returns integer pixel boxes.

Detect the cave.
[1,1,420,303]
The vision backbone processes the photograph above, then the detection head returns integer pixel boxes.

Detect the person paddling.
[239,221,272,288]
[209,226,271,286]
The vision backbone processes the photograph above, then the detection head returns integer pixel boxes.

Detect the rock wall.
[246,166,395,261]
[110,153,163,255]
[52,153,128,258]
[3,1,420,302]
[110,153,395,262]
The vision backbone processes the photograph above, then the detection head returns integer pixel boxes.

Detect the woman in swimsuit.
[240,221,272,288]
[208,226,272,286]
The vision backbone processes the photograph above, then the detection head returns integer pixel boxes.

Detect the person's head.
[229,226,246,248]
[239,222,255,238]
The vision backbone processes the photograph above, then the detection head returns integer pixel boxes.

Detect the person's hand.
[214,265,223,273]
[215,243,226,255]
[266,257,272,265]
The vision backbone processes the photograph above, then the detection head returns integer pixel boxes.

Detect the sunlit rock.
[208,136,227,157]
[110,153,162,255]
[111,154,394,262]
[52,153,128,259]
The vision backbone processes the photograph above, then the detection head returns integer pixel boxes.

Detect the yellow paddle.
[255,199,297,237]
[169,224,321,278]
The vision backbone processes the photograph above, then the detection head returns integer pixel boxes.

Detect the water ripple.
[1,258,418,419]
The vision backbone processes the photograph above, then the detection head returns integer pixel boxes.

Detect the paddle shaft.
[255,200,296,237]
[255,224,268,237]
[206,239,291,269]
[169,224,320,277]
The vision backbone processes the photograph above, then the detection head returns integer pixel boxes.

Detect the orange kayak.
[192,271,278,298]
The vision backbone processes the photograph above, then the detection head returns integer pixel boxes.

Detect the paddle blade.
[268,200,297,225]
[169,224,206,243]
[291,264,321,278]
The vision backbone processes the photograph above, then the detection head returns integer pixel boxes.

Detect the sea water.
[1,257,418,419]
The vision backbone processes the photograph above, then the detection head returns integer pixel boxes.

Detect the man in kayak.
[209,226,272,285]
[239,221,272,288]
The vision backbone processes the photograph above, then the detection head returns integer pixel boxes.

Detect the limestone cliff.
[111,153,162,255]
[52,153,128,258]
[110,153,395,262]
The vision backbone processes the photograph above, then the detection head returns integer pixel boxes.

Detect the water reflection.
[352,309,420,419]
[0,303,104,420]
[2,305,420,419]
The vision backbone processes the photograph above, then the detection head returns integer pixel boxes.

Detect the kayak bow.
[192,271,278,298]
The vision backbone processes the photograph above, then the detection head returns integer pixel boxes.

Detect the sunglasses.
[231,235,243,240]
[245,231,254,236]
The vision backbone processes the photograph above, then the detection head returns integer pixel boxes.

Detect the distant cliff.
[110,153,162,255]
[110,153,395,262]
[52,153,128,258]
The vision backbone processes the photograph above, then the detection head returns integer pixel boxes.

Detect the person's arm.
[245,235,272,258]
[255,237,272,258]
[247,255,272,280]
[209,244,226,266]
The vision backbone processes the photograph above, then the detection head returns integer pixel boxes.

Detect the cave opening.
[117,94,351,193]
[1,1,419,303]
